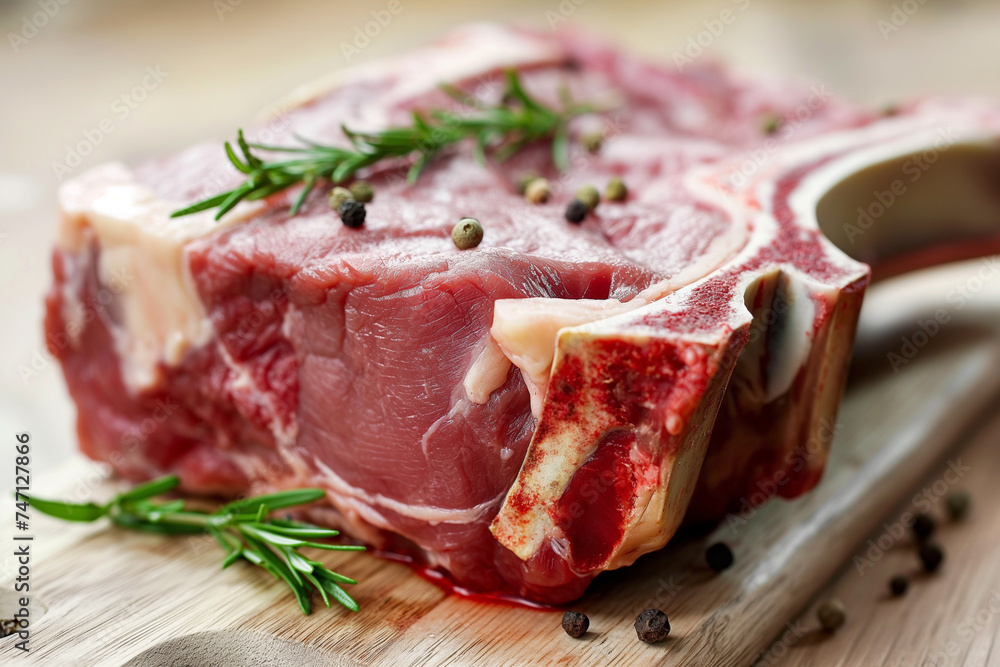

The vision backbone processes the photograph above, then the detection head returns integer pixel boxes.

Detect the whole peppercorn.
[576,185,600,212]
[761,113,782,135]
[565,199,588,224]
[338,200,366,228]
[705,542,734,572]
[919,543,944,573]
[634,609,670,644]
[605,177,627,202]
[451,217,484,250]
[349,180,374,203]
[912,513,936,542]
[889,576,909,597]
[817,599,846,632]
[328,186,353,211]
[561,611,589,638]
[945,491,970,521]
[524,178,551,204]
[582,132,603,154]
[516,171,541,194]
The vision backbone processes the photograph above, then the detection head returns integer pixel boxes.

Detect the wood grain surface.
[773,413,1000,667]
[2,331,998,666]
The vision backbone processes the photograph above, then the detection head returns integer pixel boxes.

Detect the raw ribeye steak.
[45,24,1000,603]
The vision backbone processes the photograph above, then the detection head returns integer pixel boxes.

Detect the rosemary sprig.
[171,70,593,220]
[27,476,364,615]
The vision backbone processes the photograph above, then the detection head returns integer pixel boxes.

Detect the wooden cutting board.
[2,311,999,666]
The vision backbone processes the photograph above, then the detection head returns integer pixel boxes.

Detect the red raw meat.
[45,25,1000,603]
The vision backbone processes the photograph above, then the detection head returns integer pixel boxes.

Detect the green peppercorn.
[945,491,970,521]
[565,199,588,223]
[919,543,944,573]
[516,171,541,194]
[817,599,846,632]
[561,611,589,638]
[524,178,551,204]
[912,512,936,542]
[605,177,627,202]
[576,185,600,212]
[761,113,782,136]
[705,542,734,572]
[889,576,908,597]
[328,186,353,211]
[349,180,374,203]
[634,609,670,643]
[338,200,366,228]
[582,132,603,154]
[882,103,900,117]
[451,217,483,249]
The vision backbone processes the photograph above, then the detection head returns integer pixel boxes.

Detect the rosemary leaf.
[258,525,341,539]
[220,488,327,515]
[304,571,331,608]
[172,70,596,220]
[26,476,363,615]
[117,475,181,502]
[318,578,360,613]
[27,497,107,522]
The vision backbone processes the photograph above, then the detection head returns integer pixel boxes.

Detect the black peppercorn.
[565,199,588,223]
[338,200,366,228]
[946,491,970,521]
[705,542,734,572]
[634,609,670,643]
[561,610,589,638]
[919,543,944,573]
[889,576,908,597]
[912,512,936,542]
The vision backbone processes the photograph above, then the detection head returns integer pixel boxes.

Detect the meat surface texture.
[45,25,1000,603]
